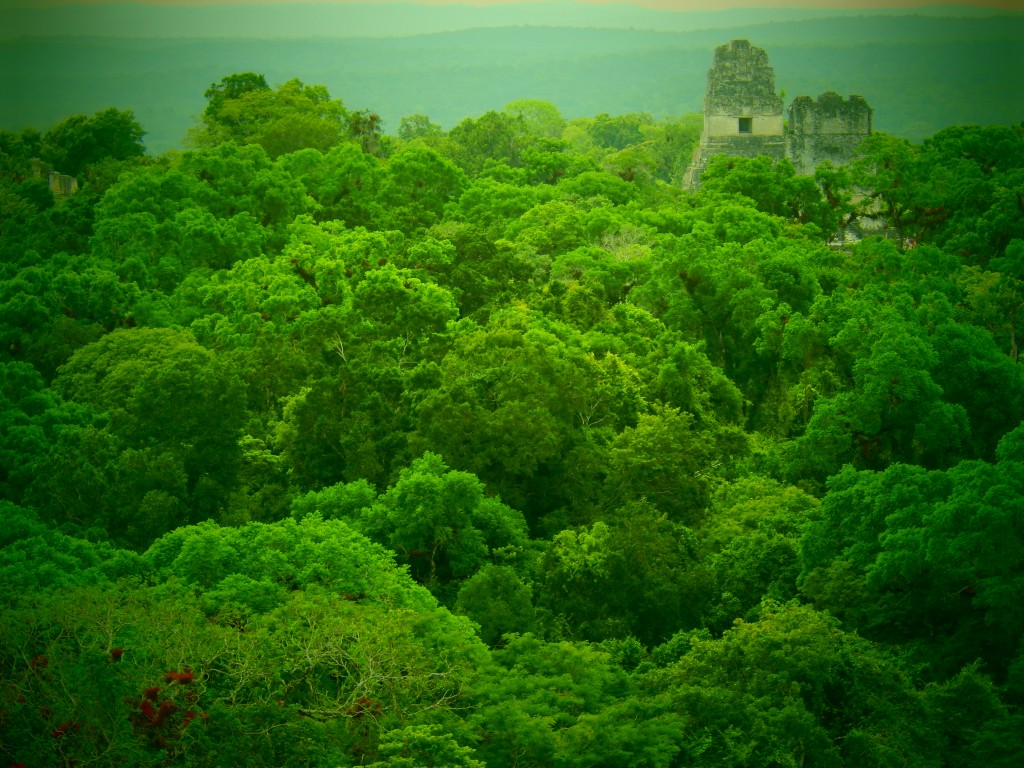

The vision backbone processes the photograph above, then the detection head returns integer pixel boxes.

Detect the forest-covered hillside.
[3,13,1023,152]
[1,73,1024,766]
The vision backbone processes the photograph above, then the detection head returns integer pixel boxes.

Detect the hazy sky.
[8,0,1024,8]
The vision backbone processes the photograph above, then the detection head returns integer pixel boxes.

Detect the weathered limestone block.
[49,172,79,196]
[29,157,78,197]
[787,92,872,175]
[704,39,785,136]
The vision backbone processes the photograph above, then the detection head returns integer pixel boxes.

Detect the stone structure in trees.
[787,92,873,176]
[682,39,786,188]
[683,39,872,188]
[30,158,78,197]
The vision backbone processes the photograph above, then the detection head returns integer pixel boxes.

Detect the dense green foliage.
[1,73,1023,766]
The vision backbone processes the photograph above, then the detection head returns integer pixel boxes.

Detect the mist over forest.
[2,7,1023,152]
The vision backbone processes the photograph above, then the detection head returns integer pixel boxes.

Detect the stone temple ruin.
[30,158,78,197]
[683,39,872,188]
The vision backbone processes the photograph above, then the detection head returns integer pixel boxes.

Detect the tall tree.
[41,107,146,177]
[190,74,352,158]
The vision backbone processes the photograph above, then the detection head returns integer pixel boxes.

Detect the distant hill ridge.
[2,13,1022,154]
[2,2,1019,39]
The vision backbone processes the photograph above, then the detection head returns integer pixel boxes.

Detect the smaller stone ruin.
[30,158,78,197]
[787,92,873,176]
